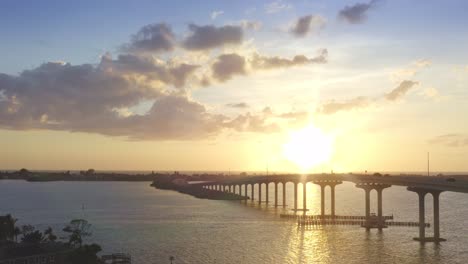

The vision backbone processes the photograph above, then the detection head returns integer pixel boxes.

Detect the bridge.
[197,173,468,243]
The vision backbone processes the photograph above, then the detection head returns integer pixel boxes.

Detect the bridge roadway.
[197,173,468,243]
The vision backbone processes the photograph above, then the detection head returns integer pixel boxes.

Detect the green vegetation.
[1,215,102,263]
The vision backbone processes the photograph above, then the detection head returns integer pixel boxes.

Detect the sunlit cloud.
[210,10,224,20]
[265,0,292,14]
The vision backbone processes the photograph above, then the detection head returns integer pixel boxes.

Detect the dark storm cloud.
[338,0,379,24]
[123,23,176,53]
[290,15,326,37]
[182,24,243,51]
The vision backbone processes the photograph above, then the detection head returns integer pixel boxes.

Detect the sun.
[283,124,333,172]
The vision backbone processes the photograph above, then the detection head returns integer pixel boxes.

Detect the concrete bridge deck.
[199,173,468,243]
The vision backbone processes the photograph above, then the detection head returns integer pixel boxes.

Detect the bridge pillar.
[365,188,371,230]
[266,182,269,204]
[251,184,254,201]
[303,182,307,213]
[356,183,391,229]
[330,184,336,218]
[294,182,298,211]
[433,191,441,240]
[229,185,233,193]
[244,184,248,199]
[418,191,426,241]
[258,183,262,204]
[408,187,446,243]
[313,180,342,218]
[274,182,278,207]
[320,185,325,217]
[282,182,286,207]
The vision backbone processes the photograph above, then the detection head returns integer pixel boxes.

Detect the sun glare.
[283,124,333,172]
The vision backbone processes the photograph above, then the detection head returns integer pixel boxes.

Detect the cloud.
[384,80,418,101]
[0,61,159,131]
[182,24,243,51]
[211,53,246,81]
[121,95,227,140]
[225,107,307,133]
[226,102,249,108]
[290,15,326,37]
[251,49,328,69]
[319,96,371,115]
[239,20,263,31]
[265,0,292,14]
[392,59,432,81]
[0,61,231,140]
[318,80,419,115]
[338,0,379,24]
[210,10,224,20]
[428,134,468,147]
[123,23,176,53]
[100,53,200,89]
[0,18,331,140]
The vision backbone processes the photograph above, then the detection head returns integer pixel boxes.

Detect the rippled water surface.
[1,180,467,263]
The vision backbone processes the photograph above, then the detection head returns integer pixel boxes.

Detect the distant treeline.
[0,168,249,182]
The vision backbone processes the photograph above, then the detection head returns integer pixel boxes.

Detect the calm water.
[1,180,467,264]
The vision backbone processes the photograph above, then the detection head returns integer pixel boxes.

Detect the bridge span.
[197,173,468,243]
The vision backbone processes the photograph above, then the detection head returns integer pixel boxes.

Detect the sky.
[1,0,468,173]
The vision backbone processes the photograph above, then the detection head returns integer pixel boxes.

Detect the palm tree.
[169,256,175,264]
[0,214,17,241]
[13,226,21,242]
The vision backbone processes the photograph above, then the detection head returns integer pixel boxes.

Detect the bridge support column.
[418,191,426,240]
[229,185,233,193]
[274,182,278,207]
[330,184,336,218]
[408,187,446,243]
[356,183,391,229]
[377,188,383,228]
[266,183,269,204]
[303,182,307,213]
[365,188,371,230]
[244,184,248,199]
[294,182,298,212]
[320,185,325,217]
[282,182,286,207]
[313,180,342,218]
[251,184,254,201]
[258,183,262,204]
[433,191,440,240]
